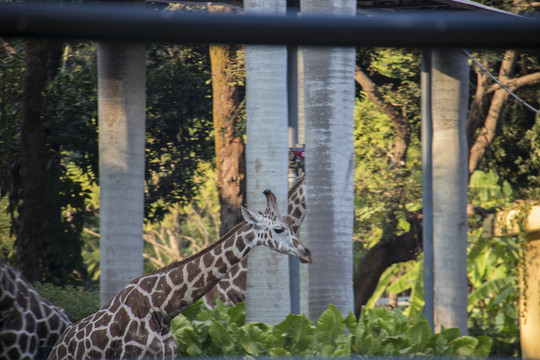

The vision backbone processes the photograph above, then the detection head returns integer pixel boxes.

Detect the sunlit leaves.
[170,301,492,357]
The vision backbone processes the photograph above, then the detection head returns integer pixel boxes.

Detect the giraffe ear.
[241,206,264,227]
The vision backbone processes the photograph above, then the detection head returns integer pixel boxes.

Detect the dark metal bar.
[1,2,539,48]
[288,44,300,315]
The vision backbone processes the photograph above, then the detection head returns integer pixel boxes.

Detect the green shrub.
[354,307,492,357]
[171,301,492,357]
[35,282,101,323]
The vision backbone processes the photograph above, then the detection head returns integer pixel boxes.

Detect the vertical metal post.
[288,43,300,315]
[287,0,300,315]
[421,48,434,330]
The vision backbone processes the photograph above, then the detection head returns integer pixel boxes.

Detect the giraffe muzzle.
[298,247,313,264]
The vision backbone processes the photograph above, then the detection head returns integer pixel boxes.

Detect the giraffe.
[203,175,306,308]
[48,189,313,360]
[0,258,72,360]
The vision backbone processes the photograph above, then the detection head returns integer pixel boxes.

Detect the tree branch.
[468,50,518,175]
[486,71,540,93]
[354,66,411,168]
[466,55,490,149]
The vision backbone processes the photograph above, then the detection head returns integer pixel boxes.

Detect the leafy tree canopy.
[0,40,214,283]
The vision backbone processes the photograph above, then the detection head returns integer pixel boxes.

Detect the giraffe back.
[0,259,71,360]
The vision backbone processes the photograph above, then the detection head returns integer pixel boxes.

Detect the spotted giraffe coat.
[0,258,71,360]
[48,190,312,360]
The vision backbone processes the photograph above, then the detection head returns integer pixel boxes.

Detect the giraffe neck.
[144,221,256,319]
[287,176,306,234]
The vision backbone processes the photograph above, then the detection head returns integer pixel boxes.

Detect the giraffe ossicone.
[48,189,312,360]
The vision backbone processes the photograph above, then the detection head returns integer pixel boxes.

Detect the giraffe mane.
[151,220,252,275]
[288,174,305,196]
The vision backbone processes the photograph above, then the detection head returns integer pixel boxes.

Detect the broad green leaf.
[406,319,431,351]
[403,259,425,319]
[344,311,357,333]
[334,332,353,356]
[240,323,270,356]
[180,299,206,321]
[318,343,339,357]
[176,327,203,356]
[472,335,493,357]
[357,333,374,354]
[467,276,516,311]
[387,261,418,293]
[493,284,516,305]
[227,301,245,327]
[170,314,189,335]
[440,327,461,342]
[208,319,231,353]
[381,334,408,351]
[448,336,479,356]
[391,309,409,335]
[365,263,400,309]
[427,332,447,355]
[372,306,396,322]
[273,313,315,353]
[269,347,290,357]
[317,304,345,344]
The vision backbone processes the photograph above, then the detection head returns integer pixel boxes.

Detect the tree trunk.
[431,49,469,334]
[208,4,246,237]
[468,50,517,175]
[17,39,51,282]
[98,41,146,305]
[244,0,290,326]
[466,54,489,149]
[301,0,356,321]
[204,4,247,309]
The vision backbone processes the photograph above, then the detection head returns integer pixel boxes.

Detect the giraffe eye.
[274,226,285,234]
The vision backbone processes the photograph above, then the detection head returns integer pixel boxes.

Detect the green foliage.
[143,164,220,273]
[467,171,521,356]
[145,43,214,222]
[0,40,215,283]
[0,196,15,259]
[364,259,425,320]
[354,308,491,357]
[360,169,520,356]
[171,302,492,358]
[476,49,540,199]
[34,282,100,323]
[353,48,423,268]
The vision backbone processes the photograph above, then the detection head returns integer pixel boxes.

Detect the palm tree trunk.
[244,0,290,325]
[301,0,356,321]
[98,41,146,305]
[431,49,469,334]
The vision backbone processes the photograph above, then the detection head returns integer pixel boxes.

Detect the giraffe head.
[241,189,313,264]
